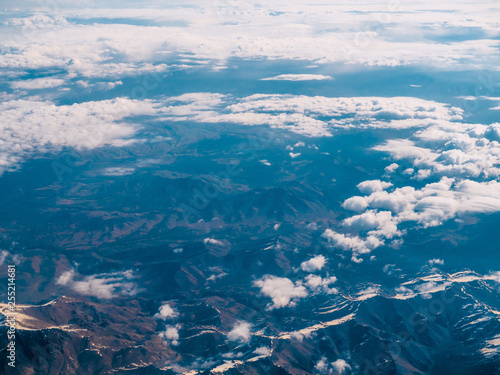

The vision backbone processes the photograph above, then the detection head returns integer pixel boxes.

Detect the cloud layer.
[0,98,160,174]
[2,1,499,79]
[158,93,463,137]
[56,269,138,299]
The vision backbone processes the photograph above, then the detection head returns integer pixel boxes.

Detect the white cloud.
[56,268,138,299]
[100,167,135,176]
[76,80,123,91]
[0,98,160,174]
[306,222,318,230]
[253,275,308,309]
[157,93,462,138]
[315,357,330,374]
[158,324,181,346]
[254,346,271,356]
[154,304,179,321]
[329,173,500,260]
[332,359,352,374]
[260,74,333,81]
[375,121,500,180]
[428,258,444,266]
[342,210,399,238]
[416,281,451,299]
[357,180,392,194]
[10,77,65,90]
[322,229,382,256]
[227,321,253,344]
[2,3,499,79]
[56,269,75,286]
[254,269,337,309]
[315,357,351,375]
[385,163,399,173]
[204,238,224,246]
[304,274,338,294]
[343,196,369,212]
[300,255,326,272]
[4,5,500,273]
[289,330,311,342]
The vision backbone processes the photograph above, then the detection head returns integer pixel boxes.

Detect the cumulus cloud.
[260,74,333,81]
[154,304,179,321]
[374,121,500,180]
[322,229,382,256]
[416,281,451,299]
[385,163,399,174]
[100,167,135,176]
[254,271,338,308]
[316,357,351,375]
[342,210,399,238]
[76,80,123,91]
[300,255,326,272]
[158,324,181,346]
[10,77,65,90]
[1,13,168,78]
[327,174,500,261]
[56,268,138,299]
[304,275,338,294]
[157,93,463,137]
[204,238,224,246]
[0,98,160,174]
[253,275,308,309]
[227,321,253,344]
[428,258,444,266]
[315,357,330,374]
[2,3,498,80]
[332,359,352,374]
[56,269,76,286]
[290,330,312,342]
[357,180,392,194]
[343,196,369,212]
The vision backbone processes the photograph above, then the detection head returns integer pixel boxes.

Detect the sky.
[1,1,500,372]
[1,0,500,246]
[1,0,499,266]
